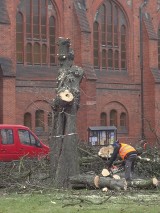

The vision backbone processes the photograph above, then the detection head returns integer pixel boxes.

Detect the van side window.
[1,129,14,144]
[18,129,36,146]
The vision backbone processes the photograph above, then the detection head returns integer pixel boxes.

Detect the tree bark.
[69,174,97,189]
[69,174,159,190]
[95,176,127,191]
[49,37,84,188]
[128,177,158,188]
[69,174,127,191]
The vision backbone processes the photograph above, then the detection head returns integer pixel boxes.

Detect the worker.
[106,140,137,182]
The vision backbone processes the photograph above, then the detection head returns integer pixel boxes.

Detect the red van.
[0,124,49,162]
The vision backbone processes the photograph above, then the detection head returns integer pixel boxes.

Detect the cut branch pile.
[0,158,51,193]
[77,143,160,192]
[0,143,160,193]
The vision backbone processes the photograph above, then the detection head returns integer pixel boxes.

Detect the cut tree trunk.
[128,177,158,188]
[69,174,97,189]
[69,174,127,191]
[58,89,74,102]
[101,168,121,179]
[69,174,159,191]
[95,175,127,191]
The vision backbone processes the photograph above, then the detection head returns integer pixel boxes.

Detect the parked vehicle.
[0,124,49,161]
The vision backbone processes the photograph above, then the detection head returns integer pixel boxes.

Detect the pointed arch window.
[42,44,47,64]
[48,112,52,128]
[101,5,106,45]
[115,50,119,69]
[16,12,23,63]
[158,26,160,70]
[35,110,44,130]
[121,25,127,69]
[34,43,40,64]
[119,112,127,132]
[110,110,117,126]
[93,22,99,68]
[100,112,107,126]
[108,49,113,69]
[93,0,128,71]
[16,0,57,66]
[24,112,32,129]
[49,16,56,64]
[102,49,107,68]
[120,112,127,127]
[26,43,32,64]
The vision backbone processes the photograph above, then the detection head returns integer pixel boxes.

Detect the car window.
[0,129,14,144]
[18,129,36,146]
[30,134,36,145]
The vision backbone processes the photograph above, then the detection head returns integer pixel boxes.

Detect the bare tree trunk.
[49,112,64,179]
[49,37,84,188]
[54,104,79,187]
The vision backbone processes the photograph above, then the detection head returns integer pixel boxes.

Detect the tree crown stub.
[55,37,84,106]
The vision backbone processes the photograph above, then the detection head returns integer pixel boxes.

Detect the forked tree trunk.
[49,37,84,188]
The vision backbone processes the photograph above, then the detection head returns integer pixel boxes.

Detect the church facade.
[0,0,160,145]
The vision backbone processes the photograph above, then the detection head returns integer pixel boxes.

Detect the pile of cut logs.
[69,169,159,192]
[71,145,160,192]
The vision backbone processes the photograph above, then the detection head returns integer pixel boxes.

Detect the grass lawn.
[0,189,160,213]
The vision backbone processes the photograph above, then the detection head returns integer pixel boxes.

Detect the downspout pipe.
[139,0,149,140]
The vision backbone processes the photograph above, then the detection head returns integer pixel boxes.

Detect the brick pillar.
[3,77,16,123]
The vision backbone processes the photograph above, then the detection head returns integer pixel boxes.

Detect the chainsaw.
[110,165,124,174]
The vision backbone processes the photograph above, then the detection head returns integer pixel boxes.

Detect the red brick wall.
[3,77,16,123]
[0,0,159,145]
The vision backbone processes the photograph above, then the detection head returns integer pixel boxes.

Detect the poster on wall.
[109,132,115,144]
[99,131,106,145]
[89,136,98,146]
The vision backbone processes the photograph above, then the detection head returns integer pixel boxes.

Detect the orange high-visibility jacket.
[119,143,136,160]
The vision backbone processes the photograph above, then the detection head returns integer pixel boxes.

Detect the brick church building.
[0,0,160,145]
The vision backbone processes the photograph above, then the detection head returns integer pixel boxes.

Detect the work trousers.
[125,155,137,181]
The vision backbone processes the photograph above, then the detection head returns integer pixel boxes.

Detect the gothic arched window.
[24,112,32,129]
[100,112,107,126]
[16,0,57,66]
[120,112,127,127]
[16,12,23,63]
[110,110,117,126]
[93,0,128,71]
[35,110,44,130]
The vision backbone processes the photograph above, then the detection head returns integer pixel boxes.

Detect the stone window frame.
[93,0,128,71]
[100,109,128,133]
[16,0,57,66]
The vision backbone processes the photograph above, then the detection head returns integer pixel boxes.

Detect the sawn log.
[69,174,127,191]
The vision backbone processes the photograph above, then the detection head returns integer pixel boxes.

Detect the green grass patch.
[0,190,160,213]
